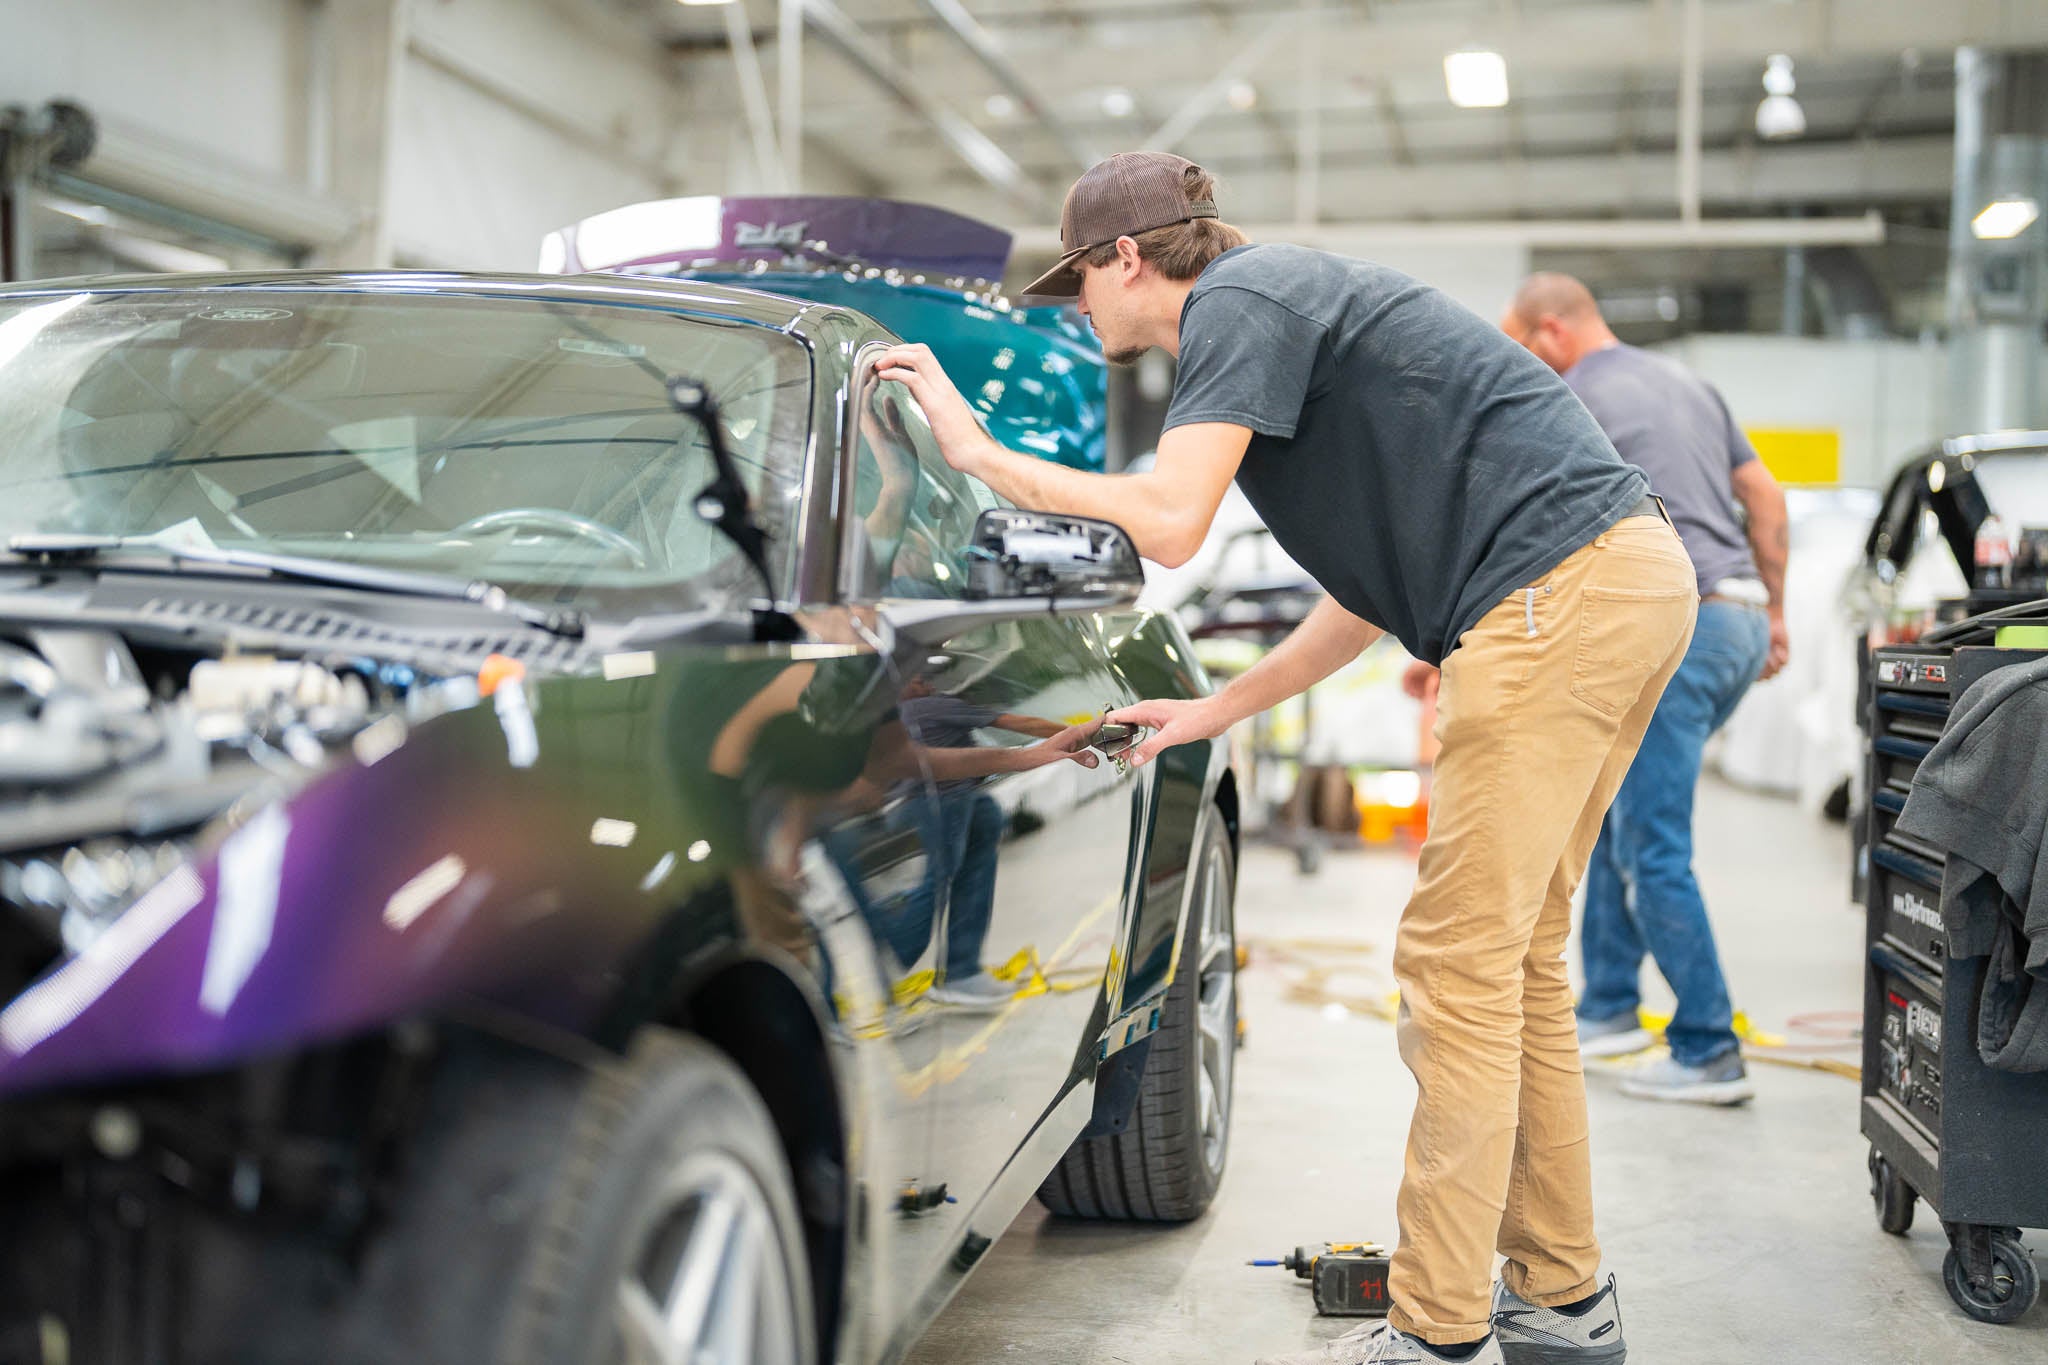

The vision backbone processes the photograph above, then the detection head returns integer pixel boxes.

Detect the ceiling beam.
[913,0,1099,171]
[915,133,1954,229]
[1011,212,1888,253]
[1143,14,1300,155]
[799,0,1046,210]
[671,0,2048,109]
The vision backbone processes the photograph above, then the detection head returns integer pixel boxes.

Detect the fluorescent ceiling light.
[676,0,737,7]
[1226,80,1258,112]
[1101,89,1136,119]
[1444,50,1509,108]
[1973,197,2041,241]
[985,93,1017,119]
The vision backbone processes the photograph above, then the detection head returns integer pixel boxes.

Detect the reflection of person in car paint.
[880,676,1080,1009]
[707,641,1101,1004]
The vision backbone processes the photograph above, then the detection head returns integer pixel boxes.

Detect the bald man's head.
[1499,272,1617,375]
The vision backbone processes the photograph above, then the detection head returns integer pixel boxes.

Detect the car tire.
[309,1030,814,1365]
[1036,815,1237,1222]
[503,1032,816,1365]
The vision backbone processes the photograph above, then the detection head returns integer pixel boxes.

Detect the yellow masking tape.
[1745,428,1840,485]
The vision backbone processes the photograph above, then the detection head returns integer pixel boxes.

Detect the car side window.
[843,370,991,601]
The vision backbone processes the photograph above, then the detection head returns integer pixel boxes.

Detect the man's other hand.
[1402,659,1440,702]
[1760,607,1791,681]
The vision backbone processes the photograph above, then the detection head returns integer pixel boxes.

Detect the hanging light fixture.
[1755,54,1806,140]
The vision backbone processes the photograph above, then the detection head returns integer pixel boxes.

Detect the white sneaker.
[926,972,1011,1010]
[1492,1276,1627,1363]
[1617,1051,1753,1106]
[1253,1322,1503,1365]
[1576,1015,1653,1059]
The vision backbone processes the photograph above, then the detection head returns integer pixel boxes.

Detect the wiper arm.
[664,377,776,604]
[541,304,778,606]
[3,534,586,638]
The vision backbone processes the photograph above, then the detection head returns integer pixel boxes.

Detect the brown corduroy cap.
[1022,151,1220,299]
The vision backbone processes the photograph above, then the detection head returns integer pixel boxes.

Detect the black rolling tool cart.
[1863,626,2048,1324]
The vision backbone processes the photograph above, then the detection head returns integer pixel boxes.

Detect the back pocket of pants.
[1568,586,1694,718]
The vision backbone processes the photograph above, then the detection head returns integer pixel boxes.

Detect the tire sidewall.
[510,1035,816,1365]
[1171,818,1237,1204]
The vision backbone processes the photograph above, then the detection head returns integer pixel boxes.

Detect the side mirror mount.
[879,509,1146,647]
[963,509,1144,603]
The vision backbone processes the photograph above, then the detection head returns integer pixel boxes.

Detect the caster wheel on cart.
[1942,1237,2040,1324]
[1868,1150,1915,1235]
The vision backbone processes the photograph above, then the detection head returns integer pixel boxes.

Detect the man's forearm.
[1748,505,1789,609]
[1210,596,1383,727]
[962,440,1208,566]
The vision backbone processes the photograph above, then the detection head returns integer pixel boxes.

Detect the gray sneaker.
[1491,1276,1626,1364]
[926,971,1012,1010]
[1617,1050,1754,1105]
[1254,1322,1503,1365]
[1576,1014,1653,1059]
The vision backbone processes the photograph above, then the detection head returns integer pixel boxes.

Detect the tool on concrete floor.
[1250,1241,1392,1316]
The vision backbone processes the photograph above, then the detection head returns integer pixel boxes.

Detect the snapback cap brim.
[1021,245,1090,301]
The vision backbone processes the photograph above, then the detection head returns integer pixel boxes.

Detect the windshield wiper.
[2,534,586,638]
[542,304,779,608]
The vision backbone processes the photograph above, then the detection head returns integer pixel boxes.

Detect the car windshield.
[0,287,811,612]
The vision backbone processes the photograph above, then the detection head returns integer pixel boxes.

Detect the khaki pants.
[1387,515,1697,1345]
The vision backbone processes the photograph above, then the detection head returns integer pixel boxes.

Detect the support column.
[778,0,804,192]
[1676,0,1702,224]
[1781,245,1807,335]
[1294,0,1322,226]
[1947,48,2048,434]
[313,0,407,268]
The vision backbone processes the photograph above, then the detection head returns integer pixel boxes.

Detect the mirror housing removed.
[964,509,1144,603]
[879,509,1146,647]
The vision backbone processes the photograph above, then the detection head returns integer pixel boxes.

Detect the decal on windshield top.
[198,307,295,322]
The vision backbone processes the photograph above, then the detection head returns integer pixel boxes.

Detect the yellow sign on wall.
[1745,428,1841,485]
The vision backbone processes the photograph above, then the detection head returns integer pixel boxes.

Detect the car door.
[837,354,1144,1294]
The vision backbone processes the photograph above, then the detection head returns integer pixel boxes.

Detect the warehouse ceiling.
[619,0,2048,334]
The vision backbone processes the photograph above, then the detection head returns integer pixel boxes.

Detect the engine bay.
[0,627,483,1002]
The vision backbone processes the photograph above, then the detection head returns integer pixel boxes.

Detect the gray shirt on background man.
[1562,344,1762,598]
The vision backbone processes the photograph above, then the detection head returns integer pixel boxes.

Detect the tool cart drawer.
[1867,839,1947,967]
[1872,946,1944,1140]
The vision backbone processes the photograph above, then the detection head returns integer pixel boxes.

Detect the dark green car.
[0,271,1240,1365]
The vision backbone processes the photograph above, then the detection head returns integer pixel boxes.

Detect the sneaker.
[1617,1050,1754,1105]
[926,972,1012,1010]
[1254,1322,1503,1365]
[1576,1014,1653,1059]
[1491,1277,1627,1364]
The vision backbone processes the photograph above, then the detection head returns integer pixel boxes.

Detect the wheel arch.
[662,953,851,1363]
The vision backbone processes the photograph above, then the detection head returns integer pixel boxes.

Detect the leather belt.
[1623,493,1668,524]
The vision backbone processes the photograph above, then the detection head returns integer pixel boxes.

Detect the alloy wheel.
[614,1150,802,1365]
[1193,836,1237,1179]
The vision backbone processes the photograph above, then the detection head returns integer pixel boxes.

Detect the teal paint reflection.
[686,274,1107,472]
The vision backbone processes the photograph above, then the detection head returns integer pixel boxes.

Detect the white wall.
[0,0,314,184]
[1358,243,1532,324]
[1652,334,1951,488]
[0,0,765,272]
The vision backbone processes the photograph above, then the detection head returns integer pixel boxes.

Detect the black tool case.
[1862,637,2048,1323]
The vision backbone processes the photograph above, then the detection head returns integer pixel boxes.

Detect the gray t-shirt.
[1563,344,1759,597]
[1164,244,1648,664]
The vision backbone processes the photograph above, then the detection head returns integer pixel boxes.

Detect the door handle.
[1094,722,1145,758]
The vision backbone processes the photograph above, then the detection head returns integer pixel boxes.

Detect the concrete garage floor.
[907,775,2048,1365]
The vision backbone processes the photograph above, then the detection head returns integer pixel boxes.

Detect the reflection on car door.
[837,362,1142,1297]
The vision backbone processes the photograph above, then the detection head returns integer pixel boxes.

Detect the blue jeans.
[1577,600,1770,1067]
[880,789,1002,981]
